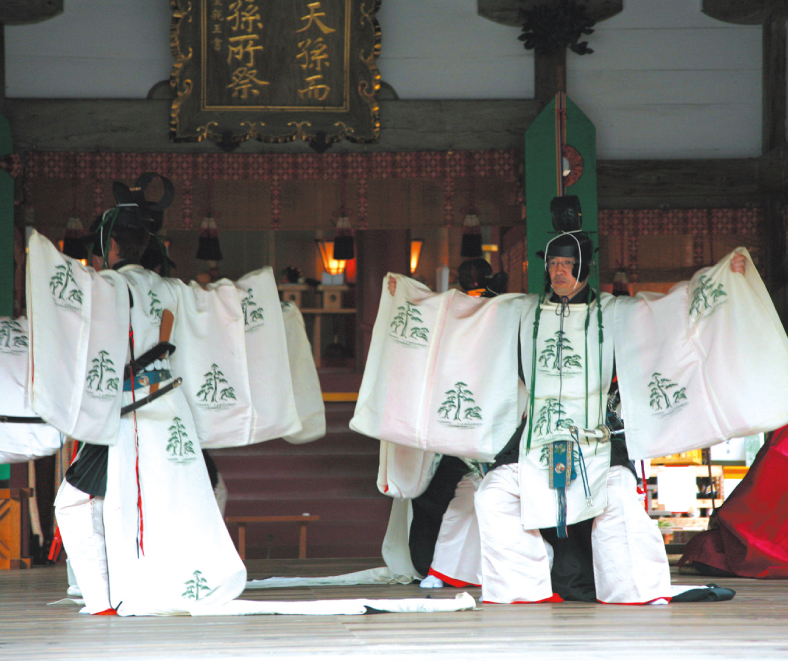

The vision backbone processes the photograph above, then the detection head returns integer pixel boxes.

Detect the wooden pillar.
[354,230,410,373]
[534,50,566,106]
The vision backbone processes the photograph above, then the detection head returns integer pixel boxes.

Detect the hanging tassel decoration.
[461,152,483,258]
[196,213,223,261]
[332,153,354,260]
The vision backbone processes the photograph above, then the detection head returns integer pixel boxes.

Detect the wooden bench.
[225,515,319,560]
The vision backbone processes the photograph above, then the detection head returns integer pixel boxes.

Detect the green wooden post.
[524,94,598,294]
[1,113,14,485]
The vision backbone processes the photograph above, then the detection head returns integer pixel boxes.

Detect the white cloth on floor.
[187,592,477,616]
[245,566,413,589]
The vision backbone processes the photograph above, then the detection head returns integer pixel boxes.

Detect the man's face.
[547,256,584,298]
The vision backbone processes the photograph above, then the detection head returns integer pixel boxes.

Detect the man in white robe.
[474,232,746,605]
[36,179,307,616]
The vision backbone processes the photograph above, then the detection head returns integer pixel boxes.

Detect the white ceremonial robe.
[26,232,128,445]
[351,274,525,462]
[516,294,615,529]
[279,301,326,444]
[22,232,314,616]
[0,316,62,462]
[615,248,788,459]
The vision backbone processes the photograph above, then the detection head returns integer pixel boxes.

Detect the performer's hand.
[730,252,746,274]
[388,275,397,296]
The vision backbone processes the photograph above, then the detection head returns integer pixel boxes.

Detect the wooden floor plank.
[2,560,788,660]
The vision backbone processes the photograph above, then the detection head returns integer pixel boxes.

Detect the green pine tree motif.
[534,398,575,435]
[648,372,680,410]
[538,331,582,371]
[240,289,265,326]
[49,263,83,302]
[182,570,210,601]
[86,351,117,391]
[690,275,726,317]
[148,290,163,321]
[0,319,25,348]
[167,417,195,458]
[106,378,119,391]
[197,364,231,403]
[673,387,688,405]
[390,302,429,343]
[437,381,480,422]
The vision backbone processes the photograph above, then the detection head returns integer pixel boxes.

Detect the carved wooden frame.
[170,0,381,147]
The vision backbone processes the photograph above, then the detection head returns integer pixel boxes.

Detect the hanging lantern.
[316,240,347,276]
[62,216,88,260]
[333,210,354,260]
[460,151,482,258]
[461,209,482,258]
[196,213,223,261]
[612,268,631,297]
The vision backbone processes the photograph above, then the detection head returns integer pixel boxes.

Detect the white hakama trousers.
[54,480,111,613]
[429,473,483,586]
[592,466,671,603]
[475,465,554,603]
[475,464,672,604]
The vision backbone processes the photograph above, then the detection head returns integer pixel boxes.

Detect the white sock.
[419,575,444,589]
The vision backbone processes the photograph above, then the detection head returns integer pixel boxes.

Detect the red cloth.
[679,426,788,578]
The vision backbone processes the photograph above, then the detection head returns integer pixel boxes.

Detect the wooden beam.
[597,158,762,208]
[477,0,622,28]
[702,0,788,25]
[3,98,542,153]
[0,0,63,25]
